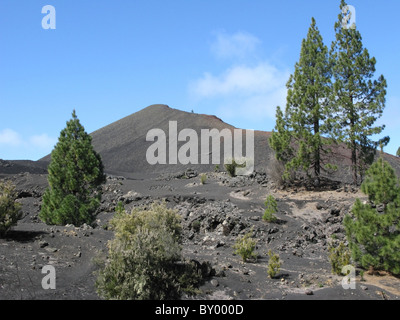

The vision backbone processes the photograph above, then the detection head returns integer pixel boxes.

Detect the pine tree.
[40,110,106,226]
[329,0,387,185]
[269,106,293,168]
[396,147,400,157]
[344,156,400,275]
[270,18,333,183]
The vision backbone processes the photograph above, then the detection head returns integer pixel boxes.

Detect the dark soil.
[1,168,399,300]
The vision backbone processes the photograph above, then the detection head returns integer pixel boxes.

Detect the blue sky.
[1,0,399,160]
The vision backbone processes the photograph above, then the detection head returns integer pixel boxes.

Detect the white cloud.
[191,62,288,98]
[29,134,57,149]
[189,62,289,122]
[211,31,261,60]
[0,129,56,159]
[0,129,23,146]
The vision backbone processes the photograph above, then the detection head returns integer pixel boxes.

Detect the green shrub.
[214,165,220,172]
[328,241,351,275]
[191,220,201,232]
[115,201,125,215]
[267,250,281,278]
[233,229,257,262]
[200,174,207,185]
[360,270,365,282]
[224,158,246,177]
[263,195,278,222]
[0,180,22,237]
[95,202,202,300]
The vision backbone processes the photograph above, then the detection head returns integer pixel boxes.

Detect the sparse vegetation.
[360,270,365,282]
[191,220,201,232]
[267,250,281,279]
[200,174,207,185]
[0,180,22,237]
[115,201,125,215]
[224,158,246,177]
[95,202,203,300]
[263,195,278,222]
[233,229,257,262]
[328,241,351,275]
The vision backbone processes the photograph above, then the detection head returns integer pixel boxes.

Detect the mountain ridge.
[8,104,400,182]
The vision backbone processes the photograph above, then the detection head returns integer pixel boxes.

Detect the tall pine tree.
[40,110,106,226]
[329,0,387,185]
[270,18,333,183]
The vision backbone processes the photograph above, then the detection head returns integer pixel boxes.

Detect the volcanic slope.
[38,104,400,181]
[41,104,271,177]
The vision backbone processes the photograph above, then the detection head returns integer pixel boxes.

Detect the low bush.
[233,229,257,262]
[95,201,202,300]
[224,158,246,177]
[328,241,351,275]
[0,180,22,237]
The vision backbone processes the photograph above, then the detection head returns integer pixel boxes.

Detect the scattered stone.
[39,241,49,248]
[305,289,314,296]
[210,279,219,287]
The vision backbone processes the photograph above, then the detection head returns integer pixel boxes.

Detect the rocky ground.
[1,166,400,300]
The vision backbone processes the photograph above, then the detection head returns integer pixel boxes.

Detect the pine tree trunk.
[313,119,321,181]
[351,141,358,185]
[350,95,358,185]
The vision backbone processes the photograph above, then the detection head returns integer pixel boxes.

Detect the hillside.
[34,104,400,183]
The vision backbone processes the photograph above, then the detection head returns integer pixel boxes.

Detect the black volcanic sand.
[0,168,399,301]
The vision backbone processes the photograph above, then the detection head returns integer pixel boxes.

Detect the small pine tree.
[267,250,281,279]
[263,195,277,222]
[396,147,400,158]
[200,174,207,185]
[40,110,106,226]
[344,157,400,275]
